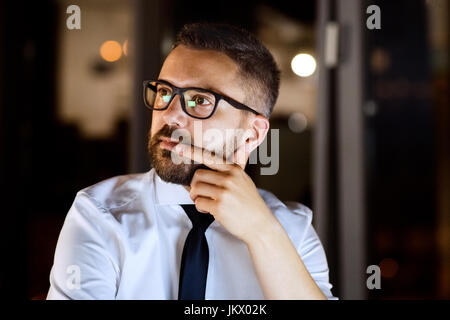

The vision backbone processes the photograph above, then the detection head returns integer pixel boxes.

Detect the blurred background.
[0,0,448,300]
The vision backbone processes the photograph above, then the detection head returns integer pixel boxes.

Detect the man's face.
[148,45,249,186]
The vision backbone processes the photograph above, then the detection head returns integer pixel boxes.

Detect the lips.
[159,137,180,151]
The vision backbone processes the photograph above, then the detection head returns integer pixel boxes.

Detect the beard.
[148,124,211,186]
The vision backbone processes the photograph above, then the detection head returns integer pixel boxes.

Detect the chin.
[151,151,206,186]
[155,164,193,186]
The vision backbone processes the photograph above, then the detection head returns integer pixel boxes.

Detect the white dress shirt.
[47,168,337,300]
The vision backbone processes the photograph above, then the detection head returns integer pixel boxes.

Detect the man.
[47,23,336,300]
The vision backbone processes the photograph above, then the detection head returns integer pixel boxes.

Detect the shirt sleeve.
[296,223,338,300]
[47,192,120,300]
[284,201,338,300]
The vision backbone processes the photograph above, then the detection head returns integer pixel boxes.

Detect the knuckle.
[215,187,226,200]
[190,185,199,197]
[195,198,208,213]
[223,176,233,188]
[191,174,199,185]
[231,165,242,175]
[194,201,202,212]
[194,169,205,178]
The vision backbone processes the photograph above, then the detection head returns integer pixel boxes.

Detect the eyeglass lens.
[145,81,216,118]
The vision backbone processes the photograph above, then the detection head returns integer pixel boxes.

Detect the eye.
[157,87,172,103]
[192,95,212,106]
[157,88,170,96]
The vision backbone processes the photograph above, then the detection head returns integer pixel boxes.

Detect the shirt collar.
[152,168,194,205]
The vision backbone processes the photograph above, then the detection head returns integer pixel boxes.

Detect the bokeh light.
[291,53,316,77]
[379,258,400,278]
[123,39,128,56]
[100,40,122,62]
[288,112,308,133]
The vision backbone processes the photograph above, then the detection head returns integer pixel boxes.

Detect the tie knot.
[181,204,214,231]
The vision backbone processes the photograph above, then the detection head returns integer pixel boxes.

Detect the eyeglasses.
[143,79,261,119]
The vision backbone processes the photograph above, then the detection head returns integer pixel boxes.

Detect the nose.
[161,94,188,128]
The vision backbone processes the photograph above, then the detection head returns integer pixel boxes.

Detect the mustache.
[155,125,177,140]
[152,125,193,147]
[150,125,228,159]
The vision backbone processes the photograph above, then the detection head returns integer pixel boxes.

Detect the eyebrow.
[158,78,228,97]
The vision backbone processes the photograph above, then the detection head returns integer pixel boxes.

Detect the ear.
[235,115,269,163]
[249,114,270,147]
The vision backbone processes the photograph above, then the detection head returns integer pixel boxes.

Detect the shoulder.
[61,170,155,248]
[257,188,313,245]
[77,170,152,213]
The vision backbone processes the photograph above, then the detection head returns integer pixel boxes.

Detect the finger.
[174,143,238,172]
[194,196,217,215]
[191,168,228,187]
[190,181,225,202]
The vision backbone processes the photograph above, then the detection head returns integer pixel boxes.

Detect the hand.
[172,143,328,300]
[173,143,281,244]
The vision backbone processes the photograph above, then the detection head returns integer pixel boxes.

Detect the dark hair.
[173,22,280,118]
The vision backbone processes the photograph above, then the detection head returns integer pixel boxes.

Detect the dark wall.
[0,1,59,299]
[364,0,437,299]
[0,1,129,299]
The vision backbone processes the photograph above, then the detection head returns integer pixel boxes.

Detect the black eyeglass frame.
[143,79,261,120]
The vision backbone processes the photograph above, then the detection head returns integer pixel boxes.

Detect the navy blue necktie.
[178,204,215,300]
